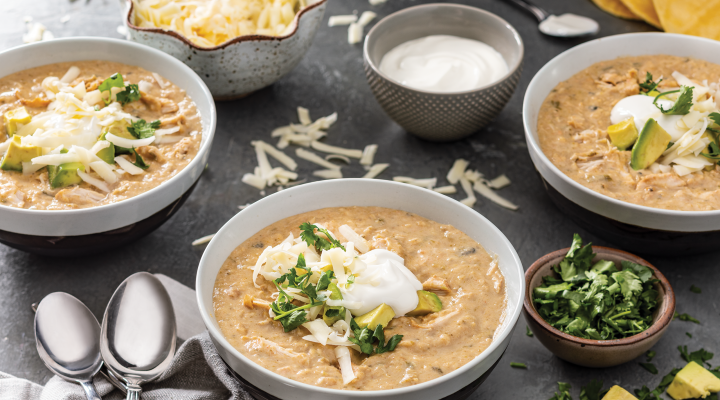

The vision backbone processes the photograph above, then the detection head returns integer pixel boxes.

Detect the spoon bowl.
[101,272,177,400]
[35,292,103,400]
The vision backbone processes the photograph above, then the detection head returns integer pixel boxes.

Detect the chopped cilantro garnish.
[510,362,527,369]
[686,332,693,338]
[639,72,662,94]
[99,73,143,105]
[677,313,701,324]
[679,345,713,366]
[634,367,680,400]
[532,234,658,340]
[646,350,656,362]
[116,84,141,106]
[268,253,325,332]
[526,326,534,337]
[549,382,572,400]
[300,222,346,251]
[131,147,149,170]
[640,362,658,374]
[579,379,605,400]
[127,119,161,139]
[653,86,694,115]
[690,284,702,294]
[347,319,402,355]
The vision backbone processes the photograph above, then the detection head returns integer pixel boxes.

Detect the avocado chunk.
[101,120,133,154]
[4,107,31,138]
[96,142,116,164]
[322,282,345,326]
[48,162,85,189]
[406,290,442,317]
[354,303,395,330]
[607,117,638,150]
[602,385,638,400]
[631,118,671,170]
[667,361,720,400]
[0,135,42,172]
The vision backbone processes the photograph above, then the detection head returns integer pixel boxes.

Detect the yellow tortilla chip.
[621,0,662,28]
[654,0,720,40]
[591,0,641,20]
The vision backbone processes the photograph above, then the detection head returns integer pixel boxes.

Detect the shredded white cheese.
[336,346,356,384]
[328,15,357,27]
[393,176,437,189]
[369,0,386,4]
[251,140,297,171]
[348,22,363,44]
[473,179,518,210]
[362,163,389,179]
[296,148,341,170]
[192,234,215,246]
[487,174,511,189]
[297,106,312,126]
[338,225,370,253]
[310,141,363,158]
[360,144,378,166]
[325,154,351,164]
[459,177,476,207]
[313,169,343,179]
[433,185,457,194]
[447,159,469,184]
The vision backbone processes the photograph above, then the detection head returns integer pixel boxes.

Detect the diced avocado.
[602,385,638,400]
[667,361,720,400]
[96,142,115,164]
[354,303,395,330]
[406,290,442,317]
[646,90,661,98]
[631,118,672,170]
[101,121,133,154]
[0,135,42,172]
[322,282,345,326]
[48,162,85,189]
[3,107,31,138]
[607,117,638,150]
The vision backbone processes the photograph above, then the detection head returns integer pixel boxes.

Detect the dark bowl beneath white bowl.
[0,182,198,257]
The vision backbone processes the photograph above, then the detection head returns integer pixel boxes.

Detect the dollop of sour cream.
[610,95,685,140]
[341,249,422,316]
[378,34,509,93]
[538,14,599,37]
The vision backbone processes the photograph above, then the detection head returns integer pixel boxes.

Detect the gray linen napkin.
[0,331,253,400]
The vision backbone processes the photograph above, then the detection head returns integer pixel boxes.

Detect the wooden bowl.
[523,246,675,368]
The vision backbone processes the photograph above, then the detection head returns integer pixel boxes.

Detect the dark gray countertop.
[0,0,716,398]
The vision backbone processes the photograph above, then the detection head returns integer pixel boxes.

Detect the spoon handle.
[126,386,141,400]
[80,380,102,400]
[501,0,549,22]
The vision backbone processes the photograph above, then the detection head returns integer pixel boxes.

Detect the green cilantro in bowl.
[532,234,659,340]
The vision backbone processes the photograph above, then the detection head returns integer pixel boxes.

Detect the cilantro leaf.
[679,346,714,365]
[611,270,643,300]
[639,72,662,94]
[687,332,693,338]
[131,147,149,170]
[348,319,402,356]
[549,382,572,400]
[579,379,604,400]
[646,350,656,362]
[127,119,161,139]
[299,222,346,252]
[526,326,534,337]
[316,270,335,291]
[640,362,658,374]
[279,310,307,332]
[99,73,126,105]
[677,313,701,324]
[620,261,653,283]
[116,84,141,106]
[653,86,694,115]
[690,284,702,294]
[510,362,527,369]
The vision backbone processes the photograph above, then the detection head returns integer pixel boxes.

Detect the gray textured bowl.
[363,3,523,142]
[124,0,326,100]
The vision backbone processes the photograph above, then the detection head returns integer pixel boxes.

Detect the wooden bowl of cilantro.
[523,234,675,368]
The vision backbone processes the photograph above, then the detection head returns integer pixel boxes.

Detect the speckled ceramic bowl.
[523,33,720,254]
[124,0,326,100]
[524,246,675,368]
[364,3,523,142]
[196,179,525,400]
[0,37,216,256]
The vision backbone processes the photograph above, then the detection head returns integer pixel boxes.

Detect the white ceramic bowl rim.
[196,179,524,397]
[524,32,720,218]
[363,3,524,96]
[125,0,327,51]
[0,37,216,218]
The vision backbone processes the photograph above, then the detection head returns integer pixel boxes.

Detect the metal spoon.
[34,292,103,400]
[503,0,599,37]
[101,272,177,400]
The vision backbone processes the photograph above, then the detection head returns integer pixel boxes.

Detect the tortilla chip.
[620,0,662,28]
[590,0,641,20]
[654,0,720,40]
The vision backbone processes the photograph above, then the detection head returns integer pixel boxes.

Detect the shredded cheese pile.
[133,0,307,47]
[652,71,719,176]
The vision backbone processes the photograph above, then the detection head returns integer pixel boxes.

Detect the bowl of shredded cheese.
[125,0,327,99]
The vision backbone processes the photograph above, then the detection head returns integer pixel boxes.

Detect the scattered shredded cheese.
[458,177,476,207]
[487,174,511,189]
[325,154,351,164]
[472,179,518,210]
[296,148,341,170]
[313,169,343,179]
[328,15,357,27]
[357,11,377,26]
[297,106,311,126]
[433,185,457,194]
[348,22,363,45]
[360,144,377,166]
[192,234,215,246]
[361,163,389,179]
[310,141,363,158]
[23,21,54,43]
[336,346,356,384]
[447,159,469,184]
[393,176,437,189]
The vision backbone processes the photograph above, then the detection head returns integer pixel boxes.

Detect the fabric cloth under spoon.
[502,0,599,37]
[34,292,103,400]
[101,272,177,400]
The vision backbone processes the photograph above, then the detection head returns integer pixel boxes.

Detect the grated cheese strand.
[459,177,476,207]
[433,185,457,194]
[328,15,358,26]
[297,106,312,126]
[359,144,378,165]
[252,140,298,171]
[313,169,343,179]
[393,176,437,189]
[192,234,215,246]
[473,180,518,210]
[361,163,389,179]
[447,159,469,184]
[310,141,363,158]
[336,346,357,384]
[296,148,341,170]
